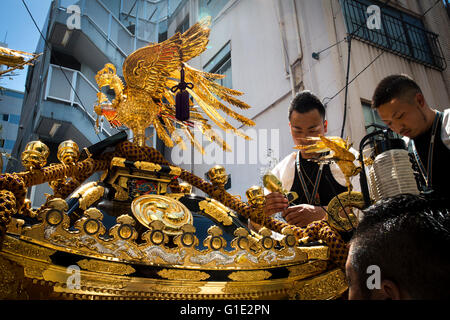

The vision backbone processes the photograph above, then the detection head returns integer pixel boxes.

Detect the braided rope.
[0,141,347,267]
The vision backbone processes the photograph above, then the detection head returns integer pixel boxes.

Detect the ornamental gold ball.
[207,165,228,186]
[23,198,31,210]
[246,186,265,207]
[57,140,80,165]
[179,182,193,194]
[21,141,50,170]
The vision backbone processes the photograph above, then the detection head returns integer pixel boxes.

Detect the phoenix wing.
[117,16,255,152]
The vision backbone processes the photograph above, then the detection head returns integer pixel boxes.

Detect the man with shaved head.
[346,194,450,300]
[371,74,450,197]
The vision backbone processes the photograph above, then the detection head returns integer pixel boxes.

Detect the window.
[126,24,136,35]
[361,101,385,134]
[340,0,446,70]
[3,139,14,150]
[158,18,168,42]
[198,0,229,20]
[25,64,35,93]
[204,42,232,89]
[8,115,20,124]
[2,114,9,122]
[175,14,190,34]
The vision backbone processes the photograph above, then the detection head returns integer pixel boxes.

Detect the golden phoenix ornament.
[94,17,255,150]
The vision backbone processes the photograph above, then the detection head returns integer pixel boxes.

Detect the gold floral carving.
[110,157,126,168]
[169,166,182,176]
[2,235,55,262]
[77,259,136,275]
[134,161,162,172]
[78,185,105,210]
[23,263,48,280]
[0,255,26,299]
[157,268,210,281]
[287,260,328,279]
[199,199,233,226]
[221,283,283,296]
[228,270,272,281]
[290,268,348,300]
[299,246,329,260]
[111,183,129,201]
[148,284,202,294]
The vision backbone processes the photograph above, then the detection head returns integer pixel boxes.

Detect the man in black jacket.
[372,74,450,198]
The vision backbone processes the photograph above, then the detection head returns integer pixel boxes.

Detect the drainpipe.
[273,0,296,99]
[292,0,303,62]
[274,0,304,100]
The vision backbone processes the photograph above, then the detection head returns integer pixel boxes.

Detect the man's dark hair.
[349,194,450,299]
[371,74,422,109]
[288,90,326,120]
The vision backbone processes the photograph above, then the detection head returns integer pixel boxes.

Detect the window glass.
[198,0,229,20]
[362,102,385,134]
[204,42,232,88]
[175,14,190,34]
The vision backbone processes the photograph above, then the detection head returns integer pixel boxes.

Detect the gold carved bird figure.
[94,16,255,151]
[294,135,361,192]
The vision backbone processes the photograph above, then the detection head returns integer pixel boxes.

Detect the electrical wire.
[314,0,391,60]
[313,38,347,58]
[339,0,391,138]
[340,35,352,138]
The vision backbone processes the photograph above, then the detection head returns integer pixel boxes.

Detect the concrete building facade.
[0,88,24,172]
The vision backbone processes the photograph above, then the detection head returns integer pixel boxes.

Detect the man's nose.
[390,121,402,133]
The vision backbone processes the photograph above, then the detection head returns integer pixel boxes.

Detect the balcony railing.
[56,0,164,57]
[341,0,447,71]
[44,64,112,137]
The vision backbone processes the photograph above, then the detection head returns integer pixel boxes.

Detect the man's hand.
[263,192,288,217]
[282,204,326,227]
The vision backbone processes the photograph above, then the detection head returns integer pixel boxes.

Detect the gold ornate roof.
[0,137,355,299]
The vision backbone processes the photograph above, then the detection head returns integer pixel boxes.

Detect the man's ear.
[376,279,402,300]
[323,120,328,133]
[415,92,425,108]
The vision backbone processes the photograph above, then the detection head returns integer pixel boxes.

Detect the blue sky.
[0,0,53,92]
